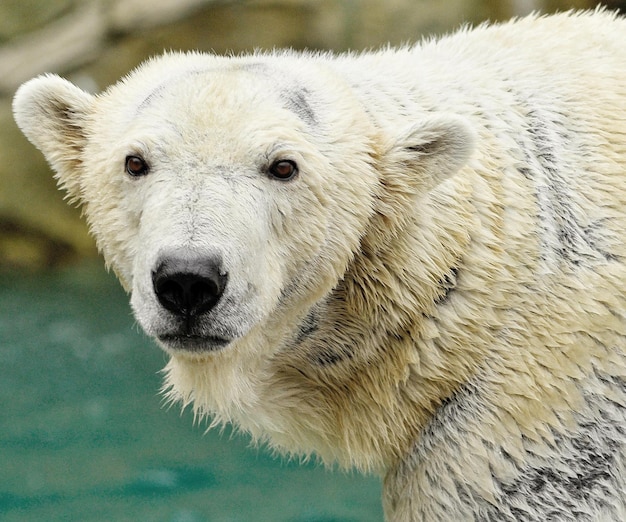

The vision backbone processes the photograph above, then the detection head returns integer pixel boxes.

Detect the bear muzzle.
[151,251,231,351]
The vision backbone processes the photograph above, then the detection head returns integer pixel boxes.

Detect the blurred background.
[0,1,623,521]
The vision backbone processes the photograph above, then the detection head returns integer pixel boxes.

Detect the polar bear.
[12,9,626,521]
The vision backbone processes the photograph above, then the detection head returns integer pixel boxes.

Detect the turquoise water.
[0,263,383,521]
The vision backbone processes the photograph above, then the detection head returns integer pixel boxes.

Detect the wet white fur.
[13,9,626,521]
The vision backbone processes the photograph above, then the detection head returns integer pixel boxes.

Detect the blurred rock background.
[1,0,623,271]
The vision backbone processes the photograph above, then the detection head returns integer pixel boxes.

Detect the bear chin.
[157,334,233,353]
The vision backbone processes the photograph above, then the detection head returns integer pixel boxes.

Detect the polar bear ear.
[381,114,476,192]
[13,74,94,202]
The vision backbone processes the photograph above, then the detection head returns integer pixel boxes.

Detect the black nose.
[152,253,228,318]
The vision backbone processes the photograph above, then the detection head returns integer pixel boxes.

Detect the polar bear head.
[13,52,474,361]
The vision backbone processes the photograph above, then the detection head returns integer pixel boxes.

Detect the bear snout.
[151,252,228,320]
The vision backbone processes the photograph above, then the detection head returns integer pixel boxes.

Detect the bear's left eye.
[268,160,298,181]
[125,155,149,177]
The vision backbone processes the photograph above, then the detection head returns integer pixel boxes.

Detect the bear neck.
[262,174,486,471]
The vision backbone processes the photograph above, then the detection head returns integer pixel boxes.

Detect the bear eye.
[268,159,298,181]
[125,155,149,177]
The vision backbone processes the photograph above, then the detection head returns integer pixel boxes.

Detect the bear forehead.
[128,64,317,128]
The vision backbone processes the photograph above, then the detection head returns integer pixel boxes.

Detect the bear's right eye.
[125,155,149,177]
[268,159,298,181]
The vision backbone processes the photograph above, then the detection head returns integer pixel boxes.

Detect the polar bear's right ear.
[381,114,476,192]
[13,74,94,201]
[369,114,476,238]
[381,114,476,194]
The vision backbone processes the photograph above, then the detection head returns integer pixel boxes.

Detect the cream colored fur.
[13,9,626,521]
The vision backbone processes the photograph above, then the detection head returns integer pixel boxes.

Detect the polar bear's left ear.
[381,114,476,192]
[13,74,94,202]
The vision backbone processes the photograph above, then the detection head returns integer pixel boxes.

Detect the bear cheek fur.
[269,146,379,310]
[78,132,147,291]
